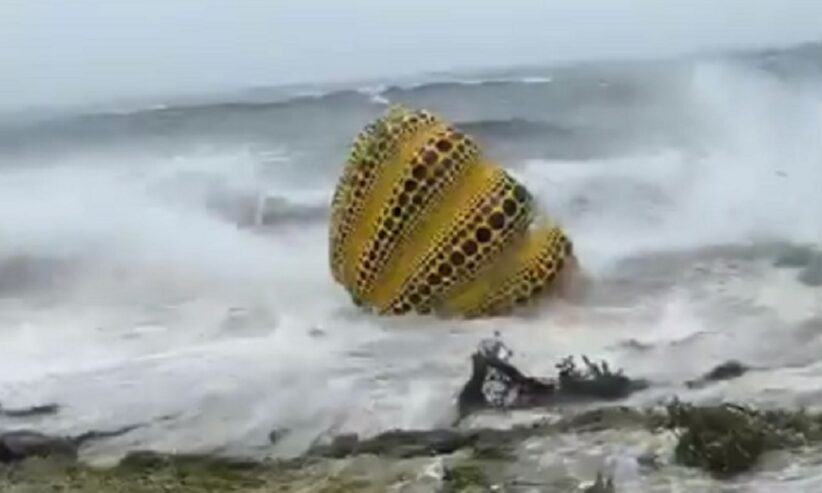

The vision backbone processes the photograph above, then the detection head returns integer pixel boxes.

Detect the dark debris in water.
[457,335,648,419]
[556,355,649,400]
[685,360,751,389]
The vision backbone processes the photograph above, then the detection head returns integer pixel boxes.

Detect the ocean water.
[1,43,821,488]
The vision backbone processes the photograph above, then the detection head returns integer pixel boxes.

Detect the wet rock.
[773,244,817,268]
[663,400,822,477]
[0,403,60,418]
[0,430,77,463]
[686,360,750,389]
[554,406,657,434]
[799,257,822,286]
[311,406,659,463]
[583,472,616,492]
[119,450,261,472]
[268,428,288,445]
[311,429,477,459]
[0,422,142,464]
[442,462,489,492]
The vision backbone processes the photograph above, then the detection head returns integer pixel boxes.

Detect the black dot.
[419,285,431,296]
[427,273,441,285]
[404,180,417,192]
[409,293,421,304]
[412,195,424,205]
[441,158,453,169]
[423,150,438,165]
[385,218,395,230]
[488,212,505,230]
[377,230,387,240]
[392,207,402,217]
[513,185,528,202]
[466,262,476,270]
[436,139,453,152]
[412,166,427,180]
[503,199,518,216]
[475,227,492,243]
[481,205,492,215]
[450,251,465,266]
[398,193,409,206]
[462,240,478,256]
[438,264,453,277]
[515,296,528,305]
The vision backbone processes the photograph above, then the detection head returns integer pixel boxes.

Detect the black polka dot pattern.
[329,105,576,318]
[351,124,480,300]
[329,107,436,285]
[462,227,573,318]
[383,169,534,315]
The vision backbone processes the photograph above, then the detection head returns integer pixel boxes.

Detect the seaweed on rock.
[664,399,822,476]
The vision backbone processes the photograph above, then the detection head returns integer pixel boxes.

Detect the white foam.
[519,61,822,274]
[0,59,821,463]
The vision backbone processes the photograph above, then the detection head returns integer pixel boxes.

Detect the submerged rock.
[0,403,60,418]
[583,472,616,493]
[442,462,490,492]
[773,244,817,268]
[686,360,750,389]
[0,423,142,464]
[309,428,519,460]
[799,257,822,286]
[0,430,76,463]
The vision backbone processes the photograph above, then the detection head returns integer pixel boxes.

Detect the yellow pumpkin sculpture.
[329,105,580,318]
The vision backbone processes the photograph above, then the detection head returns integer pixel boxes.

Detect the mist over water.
[1,42,821,488]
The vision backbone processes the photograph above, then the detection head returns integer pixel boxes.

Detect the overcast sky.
[2,0,822,112]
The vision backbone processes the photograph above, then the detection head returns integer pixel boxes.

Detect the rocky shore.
[2,337,820,492]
